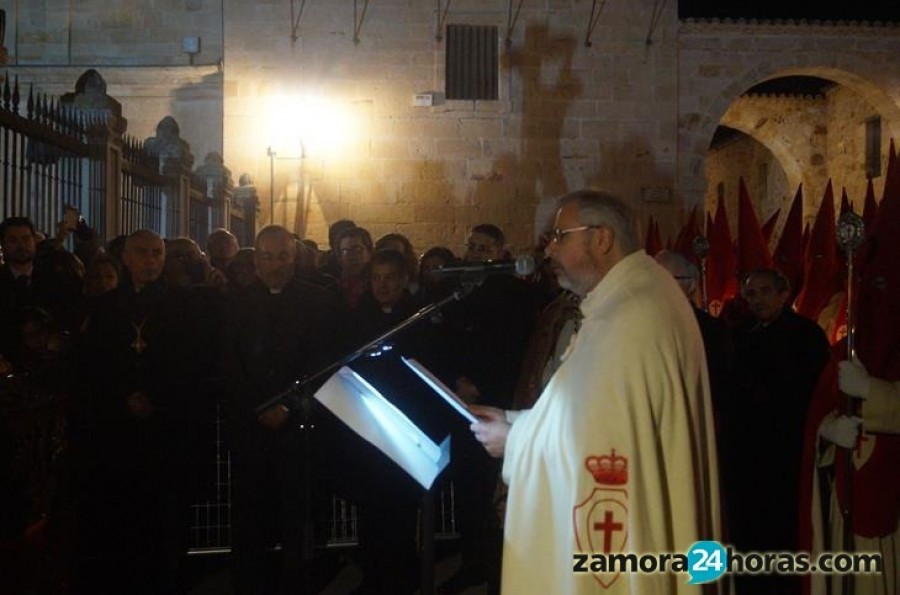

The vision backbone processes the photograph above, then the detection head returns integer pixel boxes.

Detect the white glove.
[838,360,870,399]
[818,414,861,449]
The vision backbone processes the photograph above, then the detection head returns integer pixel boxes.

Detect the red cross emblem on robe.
[573,488,628,588]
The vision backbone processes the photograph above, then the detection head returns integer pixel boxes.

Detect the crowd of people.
[0,187,897,595]
[0,211,543,594]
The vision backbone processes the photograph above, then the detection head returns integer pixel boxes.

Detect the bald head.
[255,225,297,290]
[208,228,239,269]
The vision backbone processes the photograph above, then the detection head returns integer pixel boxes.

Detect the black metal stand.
[421,485,437,595]
[254,287,471,415]
[255,286,473,594]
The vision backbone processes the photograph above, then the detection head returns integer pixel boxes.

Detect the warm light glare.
[265,93,356,158]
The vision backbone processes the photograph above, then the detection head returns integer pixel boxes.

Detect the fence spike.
[50,98,58,131]
[77,108,87,138]
[38,92,46,125]
[26,84,34,120]
[13,75,20,114]
[61,103,73,134]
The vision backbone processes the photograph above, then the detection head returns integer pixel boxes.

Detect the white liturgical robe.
[501,251,721,594]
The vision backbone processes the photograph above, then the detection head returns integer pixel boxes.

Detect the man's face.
[227,251,257,288]
[1,225,37,266]
[338,236,371,277]
[255,233,296,290]
[88,261,119,295]
[464,232,503,263]
[122,234,165,288]
[164,239,206,287]
[742,274,789,323]
[371,262,408,308]
[544,204,601,297]
[208,233,238,265]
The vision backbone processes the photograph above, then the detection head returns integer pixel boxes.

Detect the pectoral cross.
[131,319,148,354]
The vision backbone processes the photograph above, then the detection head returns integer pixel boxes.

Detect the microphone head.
[431,255,536,278]
[515,254,536,276]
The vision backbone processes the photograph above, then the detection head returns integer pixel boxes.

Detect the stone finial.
[193,151,234,199]
[59,69,127,134]
[145,116,194,175]
[234,172,259,207]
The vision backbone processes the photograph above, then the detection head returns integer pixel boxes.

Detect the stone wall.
[221,0,682,254]
[705,134,790,246]
[706,83,890,246]
[0,65,223,163]
[678,19,900,223]
[0,0,222,67]
[2,1,900,255]
[826,84,884,204]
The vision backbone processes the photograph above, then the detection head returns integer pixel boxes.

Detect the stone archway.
[677,21,900,216]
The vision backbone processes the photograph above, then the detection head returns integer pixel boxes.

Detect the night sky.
[677,0,899,22]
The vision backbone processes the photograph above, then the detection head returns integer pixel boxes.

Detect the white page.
[401,356,479,424]
[314,366,450,489]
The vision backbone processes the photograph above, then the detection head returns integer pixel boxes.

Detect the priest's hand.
[818,413,861,449]
[469,405,510,458]
[258,404,291,430]
[839,360,870,398]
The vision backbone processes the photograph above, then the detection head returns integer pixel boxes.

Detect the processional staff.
[836,210,865,595]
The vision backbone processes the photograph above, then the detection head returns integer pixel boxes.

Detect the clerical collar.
[125,277,166,297]
[269,288,283,295]
[752,307,787,331]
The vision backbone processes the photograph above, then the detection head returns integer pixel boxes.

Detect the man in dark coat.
[0,217,40,357]
[70,229,211,595]
[221,224,347,595]
[721,268,831,595]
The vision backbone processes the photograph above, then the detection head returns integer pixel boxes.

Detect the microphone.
[433,255,536,278]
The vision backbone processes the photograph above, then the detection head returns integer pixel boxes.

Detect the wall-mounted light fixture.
[182,36,201,65]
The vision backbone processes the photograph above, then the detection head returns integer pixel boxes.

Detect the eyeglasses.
[339,245,368,256]
[550,225,599,243]
[466,242,495,254]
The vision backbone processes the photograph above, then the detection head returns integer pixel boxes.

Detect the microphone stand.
[254,284,475,595]
[254,287,472,415]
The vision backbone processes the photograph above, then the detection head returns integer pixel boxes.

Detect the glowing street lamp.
[264,93,358,229]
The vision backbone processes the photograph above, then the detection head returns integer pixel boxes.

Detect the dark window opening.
[865,116,882,179]
[445,24,499,101]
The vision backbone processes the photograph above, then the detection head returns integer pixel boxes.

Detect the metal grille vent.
[445,24,499,101]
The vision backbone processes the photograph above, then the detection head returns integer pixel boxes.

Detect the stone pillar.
[59,69,128,241]
[193,151,234,232]
[233,173,260,247]
[145,116,195,237]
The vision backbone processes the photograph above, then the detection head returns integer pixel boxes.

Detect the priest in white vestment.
[471,189,721,595]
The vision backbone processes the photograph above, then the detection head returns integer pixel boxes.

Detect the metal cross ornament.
[837,211,865,253]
